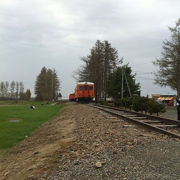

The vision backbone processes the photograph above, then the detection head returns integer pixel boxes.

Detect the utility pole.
[121,67,123,99]
[177,24,180,120]
[124,72,132,97]
[177,56,180,120]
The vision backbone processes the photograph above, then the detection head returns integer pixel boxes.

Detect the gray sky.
[0,0,179,98]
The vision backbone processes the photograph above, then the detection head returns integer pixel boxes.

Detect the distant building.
[152,94,176,106]
[57,93,62,101]
[152,94,160,99]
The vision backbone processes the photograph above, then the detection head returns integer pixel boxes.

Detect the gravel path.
[44,103,180,180]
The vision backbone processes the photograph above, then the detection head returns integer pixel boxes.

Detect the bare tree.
[5,81,9,98]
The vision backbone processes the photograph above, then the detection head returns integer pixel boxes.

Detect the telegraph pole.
[121,67,123,99]
[177,24,180,120]
[124,72,132,97]
[177,63,180,120]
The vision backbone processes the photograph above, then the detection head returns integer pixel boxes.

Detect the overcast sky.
[0,0,179,98]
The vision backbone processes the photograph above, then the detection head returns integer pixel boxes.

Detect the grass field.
[0,100,31,105]
[0,101,64,149]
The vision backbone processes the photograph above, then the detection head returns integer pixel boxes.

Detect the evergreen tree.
[74,40,120,102]
[153,19,180,120]
[19,82,25,100]
[0,82,5,98]
[35,67,60,101]
[153,19,180,96]
[35,67,47,100]
[25,89,31,100]
[107,65,140,99]
[52,69,60,100]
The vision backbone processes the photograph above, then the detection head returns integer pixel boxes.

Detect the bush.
[114,99,123,107]
[99,100,113,107]
[147,99,166,115]
[132,96,149,112]
[101,96,166,116]
[122,97,133,110]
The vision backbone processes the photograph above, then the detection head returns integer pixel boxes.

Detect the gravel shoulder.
[47,103,180,180]
[0,103,179,180]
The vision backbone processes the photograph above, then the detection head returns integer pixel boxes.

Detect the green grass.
[0,100,49,105]
[0,102,64,149]
[0,100,27,105]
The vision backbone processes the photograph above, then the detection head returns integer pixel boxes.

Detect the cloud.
[0,0,179,97]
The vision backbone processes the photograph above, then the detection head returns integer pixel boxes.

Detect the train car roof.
[77,82,94,85]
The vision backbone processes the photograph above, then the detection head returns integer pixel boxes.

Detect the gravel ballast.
[45,103,180,180]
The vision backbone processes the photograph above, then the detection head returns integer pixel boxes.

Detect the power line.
[137,77,154,80]
[135,71,153,75]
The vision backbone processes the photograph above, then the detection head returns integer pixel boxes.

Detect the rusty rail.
[90,104,180,139]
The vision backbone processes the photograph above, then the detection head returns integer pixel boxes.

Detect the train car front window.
[88,86,93,90]
[79,86,84,91]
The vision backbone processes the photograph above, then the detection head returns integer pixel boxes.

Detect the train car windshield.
[79,86,84,91]
[88,86,93,90]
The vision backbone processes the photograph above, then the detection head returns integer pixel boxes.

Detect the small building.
[152,94,176,106]
[57,93,62,101]
[152,94,160,99]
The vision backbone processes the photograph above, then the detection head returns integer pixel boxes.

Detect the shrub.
[132,96,149,112]
[122,97,133,110]
[114,99,123,107]
[147,99,166,115]
[100,100,113,107]
[101,96,166,116]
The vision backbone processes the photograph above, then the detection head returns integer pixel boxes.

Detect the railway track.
[90,104,180,139]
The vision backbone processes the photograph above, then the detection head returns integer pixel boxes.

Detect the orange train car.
[69,93,75,101]
[69,82,95,101]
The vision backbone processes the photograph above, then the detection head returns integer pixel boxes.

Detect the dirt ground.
[0,103,179,180]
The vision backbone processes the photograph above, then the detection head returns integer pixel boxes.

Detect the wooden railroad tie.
[155,125,179,128]
[141,120,162,123]
[131,116,147,119]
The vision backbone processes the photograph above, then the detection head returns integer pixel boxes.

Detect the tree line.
[0,81,31,100]
[0,67,61,102]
